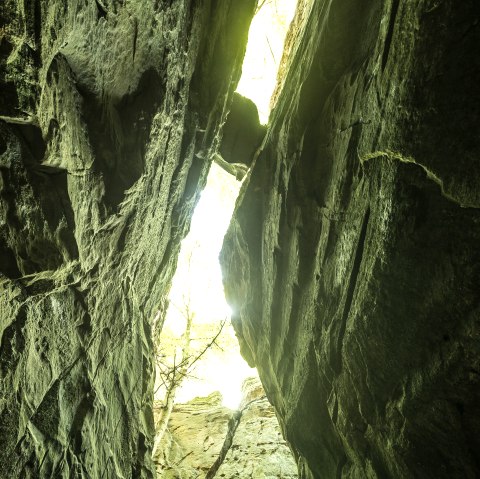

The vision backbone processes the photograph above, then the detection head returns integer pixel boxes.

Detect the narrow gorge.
[1,1,479,478]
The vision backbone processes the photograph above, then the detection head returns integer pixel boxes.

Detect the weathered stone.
[155,392,230,478]
[3,0,480,477]
[220,92,266,168]
[156,379,298,479]
[215,378,298,479]
[221,1,480,478]
[0,1,255,477]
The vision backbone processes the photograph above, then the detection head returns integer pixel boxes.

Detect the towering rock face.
[0,1,255,477]
[222,1,480,478]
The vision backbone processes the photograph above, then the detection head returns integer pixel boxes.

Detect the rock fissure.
[1,0,479,478]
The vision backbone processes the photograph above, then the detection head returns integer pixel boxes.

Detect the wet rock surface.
[0,1,254,477]
[221,1,480,478]
[156,378,298,479]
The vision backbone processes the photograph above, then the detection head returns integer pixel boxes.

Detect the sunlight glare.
[159,164,257,409]
[236,0,297,123]
[156,2,300,411]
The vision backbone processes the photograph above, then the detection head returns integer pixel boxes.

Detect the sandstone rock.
[0,1,255,477]
[155,392,230,478]
[214,378,298,479]
[221,1,480,478]
[156,379,298,479]
[2,0,479,477]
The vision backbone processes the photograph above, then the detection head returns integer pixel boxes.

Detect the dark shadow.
[79,67,166,209]
[220,93,266,167]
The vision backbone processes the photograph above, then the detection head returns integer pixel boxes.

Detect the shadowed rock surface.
[0,1,255,477]
[221,1,480,478]
[220,92,266,168]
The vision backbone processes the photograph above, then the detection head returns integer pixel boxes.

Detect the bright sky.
[166,163,239,330]
[155,1,297,410]
[236,0,297,123]
[160,164,256,409]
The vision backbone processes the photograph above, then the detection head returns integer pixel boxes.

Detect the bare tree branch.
[255,0,271,15]
[153,316,227,458]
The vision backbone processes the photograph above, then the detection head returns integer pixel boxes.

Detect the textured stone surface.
[215,378,298,479]
[0,1,254,477]
[222,1,480,478]
[156,378,298,479]
[220,92,266,167]
[155,392,230,478]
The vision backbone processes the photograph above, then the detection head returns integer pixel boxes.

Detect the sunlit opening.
[152,3,301,473]
[154,0,299,443]
[155,164,256,410]
[236,0,297,124]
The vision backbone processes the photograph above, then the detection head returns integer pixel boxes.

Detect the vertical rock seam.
[221,1,480,478]
[0,1,256,478]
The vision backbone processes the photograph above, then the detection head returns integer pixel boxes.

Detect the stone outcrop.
[156,378,298,479]
[220,93,266,168]
[213,92,265,181]
[3,0,480,477]
[0,1,255,477]
[221,1,480,478]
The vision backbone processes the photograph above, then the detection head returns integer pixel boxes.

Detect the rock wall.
[221,1,480,478]
[156,378,298,479]
[0,1,255,477]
